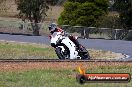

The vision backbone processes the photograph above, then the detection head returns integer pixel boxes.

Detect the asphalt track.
[0,34,132,61]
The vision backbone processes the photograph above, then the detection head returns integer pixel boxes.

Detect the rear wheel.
[78,45,90,60]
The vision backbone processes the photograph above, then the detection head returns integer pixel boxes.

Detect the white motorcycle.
[50,32,90,60]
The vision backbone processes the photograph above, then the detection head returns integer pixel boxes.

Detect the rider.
[48,23,82,50]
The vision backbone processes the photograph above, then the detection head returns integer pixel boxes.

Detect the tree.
[113,0,132,30]
[96,15,122,29]
[15,0,49,36]
[47,0,66,5]
[58,0,108,27]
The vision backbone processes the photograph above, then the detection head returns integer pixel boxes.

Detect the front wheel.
[55,47,65,60]
[55,47,69,60]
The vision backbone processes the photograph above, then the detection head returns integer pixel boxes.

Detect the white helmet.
[48,23,57,32]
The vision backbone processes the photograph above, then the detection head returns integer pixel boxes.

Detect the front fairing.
[50,32,62,45]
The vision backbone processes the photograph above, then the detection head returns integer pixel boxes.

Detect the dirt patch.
[0,62,131,72]
[89,49,125,59]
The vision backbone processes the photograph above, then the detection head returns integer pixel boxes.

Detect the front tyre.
[55,47,65,60]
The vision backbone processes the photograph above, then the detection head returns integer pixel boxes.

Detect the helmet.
[48,23,57,32]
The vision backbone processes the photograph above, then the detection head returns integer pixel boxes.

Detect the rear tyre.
[78,45,90,60]
[83,52,90,60]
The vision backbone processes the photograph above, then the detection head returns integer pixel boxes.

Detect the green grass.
[0,41,57,59]
[0,41,124,59]
[0,65,131,87]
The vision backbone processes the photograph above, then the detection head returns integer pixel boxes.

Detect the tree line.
[0,0,132,36]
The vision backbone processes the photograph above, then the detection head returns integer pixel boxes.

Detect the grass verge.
[0,64,131,87]
[0,40,124,59]
[0,41,56,59]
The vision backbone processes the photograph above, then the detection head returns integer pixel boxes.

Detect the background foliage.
[15,0,49,35]
[58,0,108,27]
[113,0,132,30]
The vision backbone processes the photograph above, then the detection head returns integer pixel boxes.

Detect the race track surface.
[0,34,132,61]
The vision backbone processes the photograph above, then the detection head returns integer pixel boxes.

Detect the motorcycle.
[50,32,90,60]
